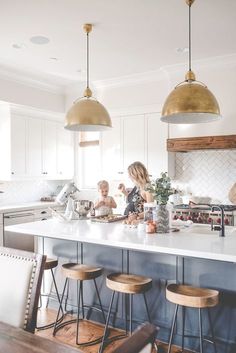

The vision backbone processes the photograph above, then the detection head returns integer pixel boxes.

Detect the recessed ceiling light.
[176,47,189,53]
[12,43,26,49]
[30,36,50,45]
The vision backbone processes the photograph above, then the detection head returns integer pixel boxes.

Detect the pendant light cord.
[86,31,89,89]
[188,3,192,72]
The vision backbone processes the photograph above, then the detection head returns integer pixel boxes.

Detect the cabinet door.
[101,117,122,179]
[57,123,74,178]
[123,115,145,171]
[42,120,57,176]
[11,115,26,176]
[27,118,42,176]
[146,113,168,178]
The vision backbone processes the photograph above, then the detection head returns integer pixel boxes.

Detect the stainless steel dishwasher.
[3,210,35,251]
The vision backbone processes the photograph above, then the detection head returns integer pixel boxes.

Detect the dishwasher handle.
[4,213,35,219]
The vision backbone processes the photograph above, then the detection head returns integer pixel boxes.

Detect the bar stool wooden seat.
[53,262,105,347]
[37,257,64,330]
[166,283,219,353]
[99,272,153,353]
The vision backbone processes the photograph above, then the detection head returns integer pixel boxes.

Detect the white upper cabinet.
[101,117,122,179]
[146,113,168,178]
[27,118,42,177]
[100,112,171,183]
[0,103,74,180]
[42,120,57,177]
[11,115,27,177]
[57,123,74,178]
[123,115,146,170]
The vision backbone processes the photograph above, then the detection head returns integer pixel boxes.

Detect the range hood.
[167,135,236,152]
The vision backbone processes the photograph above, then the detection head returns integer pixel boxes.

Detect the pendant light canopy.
[161,0,221,124]
[65,24,112,131]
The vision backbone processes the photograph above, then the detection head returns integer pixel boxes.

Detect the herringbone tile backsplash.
[173,150,236,204]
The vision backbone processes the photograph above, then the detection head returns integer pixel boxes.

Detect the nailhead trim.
[0,252,37,329]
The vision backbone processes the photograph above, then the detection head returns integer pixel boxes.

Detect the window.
[78,132,101,189]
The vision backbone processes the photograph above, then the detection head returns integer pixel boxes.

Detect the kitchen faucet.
[211,205,225,237]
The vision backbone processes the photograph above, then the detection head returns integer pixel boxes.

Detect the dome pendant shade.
[65,98,112,131]
[64,23,112,131]
[161,0,222,124]
[161,82,221,124]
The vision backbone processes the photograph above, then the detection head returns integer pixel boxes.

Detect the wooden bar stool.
[53,263,106,347]
[99,272,153,353]
[166,283,219,353]
[37,257,64,330]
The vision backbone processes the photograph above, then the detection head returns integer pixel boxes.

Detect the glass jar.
[144,202,157,223]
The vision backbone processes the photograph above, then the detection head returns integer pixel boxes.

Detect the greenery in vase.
[146,172,174,205]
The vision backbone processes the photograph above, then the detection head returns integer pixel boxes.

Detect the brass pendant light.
[161,0,221,124]
[65,24,112,131]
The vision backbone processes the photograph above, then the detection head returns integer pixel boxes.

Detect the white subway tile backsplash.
[0,180,66,205]
[173,150,236,204]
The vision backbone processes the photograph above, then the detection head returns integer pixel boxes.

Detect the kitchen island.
[5,219,236,352]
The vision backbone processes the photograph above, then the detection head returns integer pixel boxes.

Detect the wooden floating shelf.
[167,135,236,152]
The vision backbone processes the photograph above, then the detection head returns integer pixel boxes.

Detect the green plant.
[146,172,174,205]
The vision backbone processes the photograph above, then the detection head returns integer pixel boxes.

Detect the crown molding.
[161,53,236,76]
[94,53,236,90]
[93,69,168,90]
[108,103,162,118]
[10,102,64,121]
[0,66,66,94]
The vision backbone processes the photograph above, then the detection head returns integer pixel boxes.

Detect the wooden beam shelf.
[167,135,236,152]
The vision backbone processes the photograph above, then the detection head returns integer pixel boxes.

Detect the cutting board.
[91,214,127,223]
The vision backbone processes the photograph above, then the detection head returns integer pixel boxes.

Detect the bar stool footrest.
[53,318,108,347]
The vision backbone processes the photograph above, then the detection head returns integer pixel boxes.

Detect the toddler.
[94,180,117,216]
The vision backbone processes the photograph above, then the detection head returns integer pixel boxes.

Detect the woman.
[118,161,153,217]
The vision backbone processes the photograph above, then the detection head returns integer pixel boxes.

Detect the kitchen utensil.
[74,200,93,217]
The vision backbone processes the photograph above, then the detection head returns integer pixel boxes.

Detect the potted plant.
[146,172,174,233]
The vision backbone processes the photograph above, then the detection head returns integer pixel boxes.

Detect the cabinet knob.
[118,171,124,175]
[11,172,14,175]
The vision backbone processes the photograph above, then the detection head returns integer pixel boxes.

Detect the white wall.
[0,77,65,113]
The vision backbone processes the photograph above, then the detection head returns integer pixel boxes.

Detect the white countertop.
[5,219,236,263]
[0,201,61,213]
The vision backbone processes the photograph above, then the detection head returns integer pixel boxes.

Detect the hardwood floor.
[36,308,193,353]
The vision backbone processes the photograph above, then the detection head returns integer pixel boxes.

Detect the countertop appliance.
[173,204,236,226]
[4,210,35,251]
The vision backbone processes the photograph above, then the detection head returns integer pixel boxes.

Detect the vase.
[156,204,169,233]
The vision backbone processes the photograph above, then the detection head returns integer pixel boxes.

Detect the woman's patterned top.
[124,186,146,215]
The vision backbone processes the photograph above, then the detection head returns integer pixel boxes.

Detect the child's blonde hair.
[128,161,150,189]
[97,180,109,190]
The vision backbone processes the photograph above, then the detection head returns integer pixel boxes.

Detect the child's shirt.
[94,196,115,216]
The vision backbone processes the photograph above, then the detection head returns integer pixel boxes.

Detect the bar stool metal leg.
[168,304,179,353]
[76,281,82,345]
[93,278,106,323]
[182,306,186,352]
[53,278,68,336]
[80,281,85,319]
[99,291,115,353]
[207,308,217,353]
[199,308,203,353]
[143,293,151,323]
[129,294,133,335]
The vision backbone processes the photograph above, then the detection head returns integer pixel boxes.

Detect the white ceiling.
[0,0,236,85]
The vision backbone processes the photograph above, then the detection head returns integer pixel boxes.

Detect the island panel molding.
[167,135,236,152]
